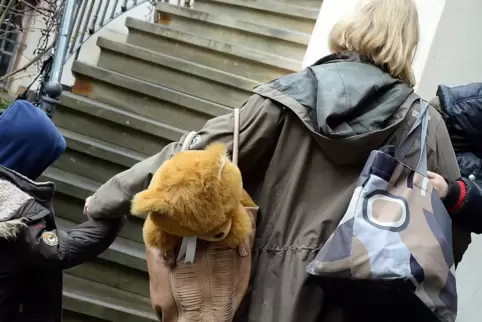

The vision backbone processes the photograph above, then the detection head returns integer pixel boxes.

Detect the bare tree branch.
[0,41,54,83]
[0,0,62,94]
[0,0,15,27]
[19,0,56,15]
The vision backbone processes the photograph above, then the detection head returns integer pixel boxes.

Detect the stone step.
[100,236,147,273]
[272,0,322,9]
[70,62,229,131]
[40,167,144,243]
[155,2,309,60]
[59,127,146,169]
[125,18,297,83]
[63,274,155,321]
[56,217,147,273]
[192,0,318,33]
[55,127,143,184]
[65,310,136,322]
[57,91,184,156]
[66,258,149,298]
[41,167,99,201]
[97,37,255,109]
[63,310,108,322]
[55,147,127,185]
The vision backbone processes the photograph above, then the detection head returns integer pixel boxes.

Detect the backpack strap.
[395,100,430,196]
[181,131,198,152]
[395,100,429,176]
[177,108,241,264]
[233,108,240,165]
[180,108,239,157]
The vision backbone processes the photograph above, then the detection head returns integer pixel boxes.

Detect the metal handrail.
[66,0,152,62]
[67,0,149,62]
[40,0,150,117]
[39,0,197,117]
[40,0,76,118]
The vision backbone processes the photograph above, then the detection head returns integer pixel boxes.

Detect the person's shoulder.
[204,93,285,130]
[427,102,444,123]
[395,97,445,156]
[427,102,445,138]
[426,103,446,149]
[402,98,444,132]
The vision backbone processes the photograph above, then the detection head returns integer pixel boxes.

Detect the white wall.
[302,0,359,69]
[416,0,482,99]
[421,4,482,319]
[8,1,152,95]
[304,1,482,321]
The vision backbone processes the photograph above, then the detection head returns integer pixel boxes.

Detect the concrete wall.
[304,1,482,321]
[7,1,153,95]
[426,4,482,321]
[415,0,482,99]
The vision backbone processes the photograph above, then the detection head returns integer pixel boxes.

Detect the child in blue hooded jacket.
[0,100,124,322]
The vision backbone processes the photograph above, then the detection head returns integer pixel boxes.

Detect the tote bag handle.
[395,100,430,176]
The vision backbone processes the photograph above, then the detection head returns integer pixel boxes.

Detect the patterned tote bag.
[307,100,457,322]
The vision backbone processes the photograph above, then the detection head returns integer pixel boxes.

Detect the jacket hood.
[438,83,482,138]
[0,100,66,180]
[254,52,416,165]
[0,166,54,239]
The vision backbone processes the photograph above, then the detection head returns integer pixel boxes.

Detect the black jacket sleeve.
[24,214,124,270]
[444,177,482,234]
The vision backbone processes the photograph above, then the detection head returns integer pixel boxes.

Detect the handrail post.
[40,0,77,118]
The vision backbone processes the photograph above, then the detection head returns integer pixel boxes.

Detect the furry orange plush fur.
[131,143,255,252]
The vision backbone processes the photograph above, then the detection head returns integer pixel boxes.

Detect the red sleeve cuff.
[448,180,467,213]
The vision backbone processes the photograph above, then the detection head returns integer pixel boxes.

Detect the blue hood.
[0,100,66,180]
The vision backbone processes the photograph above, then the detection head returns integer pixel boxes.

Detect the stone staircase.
[45,0,322,320]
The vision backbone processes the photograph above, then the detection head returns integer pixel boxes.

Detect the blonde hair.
[329,0,420,86]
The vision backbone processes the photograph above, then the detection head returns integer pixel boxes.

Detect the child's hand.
[427,171,449,198]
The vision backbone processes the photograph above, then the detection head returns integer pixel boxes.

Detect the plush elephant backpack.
[307,100,457,322]
[144,108,258,322]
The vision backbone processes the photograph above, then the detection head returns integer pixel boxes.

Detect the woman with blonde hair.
[329,0,419,86]
[84,0,468,321]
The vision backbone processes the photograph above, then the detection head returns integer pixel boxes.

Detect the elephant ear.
[131,189,171,217]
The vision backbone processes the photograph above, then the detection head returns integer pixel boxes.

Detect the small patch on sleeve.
[41,231,58,246]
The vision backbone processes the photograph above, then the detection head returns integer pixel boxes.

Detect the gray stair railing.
[41,0,151,117]
[68,0,151,62]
